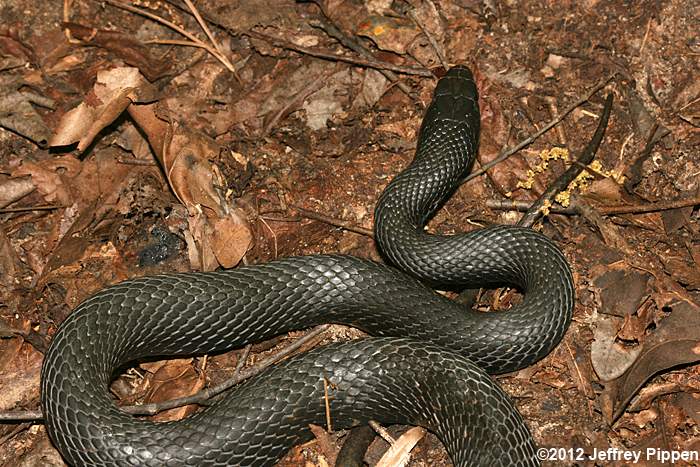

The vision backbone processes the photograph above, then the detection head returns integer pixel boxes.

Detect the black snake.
[41,66,574,466]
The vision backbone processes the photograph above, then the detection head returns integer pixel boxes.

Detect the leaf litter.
[0,0,699,465]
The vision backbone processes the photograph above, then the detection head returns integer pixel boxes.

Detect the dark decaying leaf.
[49,67,253,271]
[600,297,700,422]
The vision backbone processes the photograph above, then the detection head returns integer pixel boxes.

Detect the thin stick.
[103,0,202,47]
[145,38,209,48]
[487,195,700,216]
[184,0,220,54]
[597,195,700,215]
[369,420,395,444]
[182,0,238,76]
[323,377,332,432]
[233,344,252,377]
[290,205,373,237]
[0,205,63,213]
[102,0,236,74]
[517,93,614,227]
[311,17,414,96]
[249,30,431,78]
[0,410,42,422]
[160,0,431,78]
[121,324,331,415]
[462,73,616,184]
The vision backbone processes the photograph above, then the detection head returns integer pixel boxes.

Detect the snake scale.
[41,66,574,466]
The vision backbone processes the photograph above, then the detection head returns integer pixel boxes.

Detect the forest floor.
[0,0,698,466]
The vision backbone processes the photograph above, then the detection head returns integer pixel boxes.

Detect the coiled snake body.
[41,66,574,466]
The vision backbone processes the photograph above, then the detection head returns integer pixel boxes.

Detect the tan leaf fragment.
[143,358,205,423]
[48,67,253,271]
[49,67,158,151]
[0,176,35,208]
[375,426,427,467]
[211,212,253,269]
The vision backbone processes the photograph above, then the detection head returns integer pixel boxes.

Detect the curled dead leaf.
[600,297,700,423]
[142,358,205,423]
[11,155,81,206]
[49,67,158,151]
[48,67,253,271]
[163,125,224,213]
[591,315,642,382]
[211,212,253,269]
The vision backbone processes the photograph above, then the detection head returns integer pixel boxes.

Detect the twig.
[369,420,395,443]
[248,31,431,78]
[233,344,252,377]
[0,325,331,422]
[121,324,331,415]
[257,217,278,259]
[0,410,42,422]
[487,199,577,215]
[517,93,614,227]
[63,0,82,44]
[262,72,328,136]
[183,0,221,55]
[462,73,616,184]
[624,124,671,191]
[596,195,700,215]
[102,0,238,77]
[158,0,429,79]
[290,205,373,237]
[323,376,332,432]
[310,16,414,96]
[0,204,63,213]
[571,195,632,254]
[486,196,700,216]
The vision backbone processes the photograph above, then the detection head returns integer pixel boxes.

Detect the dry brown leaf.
[660,254,700,290]
[0,337,43,411]
[185,209,252,271]
[14,434,65,467]
[11,155,81,206]
[406,2,445,67]
[477,83,540,198]
[48,67,253,271]
[211,213,253,269]
[143,358,205,423]
[41,240,127,314]
[49,67,158,151]
[600,296,700,422]
[64,23,171,81]
[352,69,389,111]
[0,227,20,288]
[163,125,223,212]
[0,176,35,208]
[114,125,153,160]
[591,315,642,382]
[129,99,253,270]
[308,424,339,466]
[0,84,54,146]
[357,16,420,55]
[591,264,651,319]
